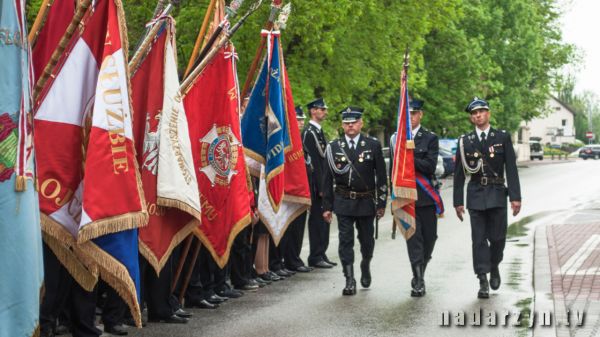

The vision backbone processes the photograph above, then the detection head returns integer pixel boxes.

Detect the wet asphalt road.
[120,159,600,337]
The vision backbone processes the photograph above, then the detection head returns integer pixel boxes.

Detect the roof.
[550,95,577,116]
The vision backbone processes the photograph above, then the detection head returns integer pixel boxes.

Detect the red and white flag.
[183,43,252,268]
[131,17,201,274]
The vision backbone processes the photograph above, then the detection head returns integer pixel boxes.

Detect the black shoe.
[275,269,291,277]
[282,268,296,275]
[310,260,333,269]
[185,298,219,309]
[55,324,69,335]
[324,257,338,266]
[104,324,128,336]
[477,274,490,299]
[217,288,244,298]
[259,272,281,282]
[295,265,313,272]
[342,265,357,295]
[267,270,283,280]
[206,294,227,304]
[360,259,372,288]
[148,314,188,324]
[410,264,425,297]
[174,308,193,318]
[490,266,501,290]
[253,277,270,286]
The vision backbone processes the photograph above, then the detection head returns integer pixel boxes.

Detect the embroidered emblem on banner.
[0,113,18,182]
[199,125,240,186]
[142,115,160,175]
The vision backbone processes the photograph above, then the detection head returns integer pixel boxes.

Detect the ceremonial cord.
[459,136,482,175]
[325,144,351,175]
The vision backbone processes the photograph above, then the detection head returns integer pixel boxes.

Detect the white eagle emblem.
[142,114,160,175]
[199,125,240,186]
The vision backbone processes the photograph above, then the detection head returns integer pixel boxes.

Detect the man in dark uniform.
[281,106,313,273]
[390,99,442,297]
[302,98,336,269]
[322,107,387,296]
[453,97,522,299]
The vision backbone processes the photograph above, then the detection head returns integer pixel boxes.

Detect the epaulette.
[369,136,378,141]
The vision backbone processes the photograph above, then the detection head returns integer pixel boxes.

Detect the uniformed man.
[390,99,442,297]
[302,98,336,269]
[453,97,522,299]
[322,107,387,296]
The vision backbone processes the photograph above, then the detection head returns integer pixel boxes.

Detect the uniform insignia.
[336,163,342,169]
[490,132,495,137]
[469,161,475,166]
[358,158,364,163]
[474,152,479,158]
[346,107,352,113]
[341,142,346,148]
[360,140,366,146]
[199,125,240,186]
[341,156,346,162]
[490,153,495,158]
[417,132,422,137]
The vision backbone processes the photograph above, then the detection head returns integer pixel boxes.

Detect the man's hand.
[455,205,465,222]
[376,208,385,220]
[511,201,522,216]
[323,211,333,224]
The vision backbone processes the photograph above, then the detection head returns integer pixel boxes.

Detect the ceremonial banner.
[241,30,290,213]
[0,1,44,336]
[255,36,310,245]
[34,0,146,325]
[31,0,75,83]
[390,65,417,240]
[184,43,251,268]
[131,18,200,274]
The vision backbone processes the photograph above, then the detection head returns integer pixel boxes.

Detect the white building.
[514,96,577,161]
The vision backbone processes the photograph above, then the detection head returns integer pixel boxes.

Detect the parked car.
[439,138,458,155]
[579,145,600,160]
[530,141,544,160]
[439,147,455,177]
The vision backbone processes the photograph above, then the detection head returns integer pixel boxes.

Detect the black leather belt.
[335,187,375,200]
[471,176,505,186]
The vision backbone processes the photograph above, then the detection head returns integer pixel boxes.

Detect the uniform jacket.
[322,134,387,217]
[390,127,440,208]
[453,127,521,210]
[302,122,327,199]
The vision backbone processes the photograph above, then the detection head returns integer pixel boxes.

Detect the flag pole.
[183,0,218,78]
[128,4,175,74]
[179,0,264,96]
[240,0,282,101]
[33,0,92,104]
[28,0,54,47]
[170,235,194,293]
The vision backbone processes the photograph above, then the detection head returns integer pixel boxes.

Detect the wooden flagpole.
[183,0,218,78]
[27,0,54,47]
[128,4,175,73]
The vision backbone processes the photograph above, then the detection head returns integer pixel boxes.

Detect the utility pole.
[589,107,594,144]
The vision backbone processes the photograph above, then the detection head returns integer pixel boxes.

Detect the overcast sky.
[560,0,600,97]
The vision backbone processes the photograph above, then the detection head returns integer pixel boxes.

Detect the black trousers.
[40,243,100,337]
[283,211,307,269]
[468,207,507,275]
[269,235,284,271]
[230,226,252,287]
[140,255,174,320]
[101,284,126,328]
[308,197,330,265]
[407,205,438,265]
[337,215,375,267]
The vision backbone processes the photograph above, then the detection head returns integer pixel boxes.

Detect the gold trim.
[156,197,201,222]
[282,194,311,205]
[392,187,417,201]
[42,233,98,291]
[78,241,142,328]
[260,203,309,246]
[193,213,251,269]
[139,219,197,275]
[40,214,76,245]
[15,175,26,192]
[244,149,266,167]
[30,323,40,337]
[76,211,148,243]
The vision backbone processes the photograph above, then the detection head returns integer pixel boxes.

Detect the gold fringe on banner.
[392,187,417,202]
[156,197,201,222]
[79,242,142,328]
[139,219,197,276]
[77,212,148,243]
[193,213,251,269]
[260,203,309,247]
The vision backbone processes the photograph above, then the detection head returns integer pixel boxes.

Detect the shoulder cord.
[325,143,351,175]
[459,136,483,175]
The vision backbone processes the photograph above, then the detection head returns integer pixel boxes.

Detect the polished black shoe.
[217,287,244,298]
[174,308,193,318]
[478,274,490,299]
[148,314,188,324]
[342,265,357,295]
[282,268,296,275]
[410,264,425,297]
[234,282,259,291]
[490,266,501,290]
[206,294,227,304]
[259,271,281,281]
[324,257,338,266]
[295,265,313,272]
[185,298,219,309]
[275,269,291,277]
[267,270,283,280]
[253,277,270,286]
[310,260,333,269]
[247,278,263,288]
[104,324,128,336]
[360,259,372,288]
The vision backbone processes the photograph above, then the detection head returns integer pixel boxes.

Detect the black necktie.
[480,132,487,151]
[349,139,355,150]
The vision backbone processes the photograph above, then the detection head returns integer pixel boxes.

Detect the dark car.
[439,147,455,177]
[579,145,600,160]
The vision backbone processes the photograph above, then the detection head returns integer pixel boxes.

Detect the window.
[562,119,567,126]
